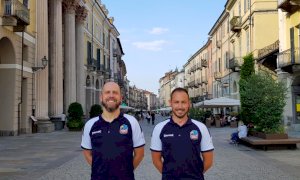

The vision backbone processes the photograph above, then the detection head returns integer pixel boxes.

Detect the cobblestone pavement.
[0,115,300,180]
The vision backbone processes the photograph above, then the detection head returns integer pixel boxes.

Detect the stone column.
[75,6,87,114]
[63,0,78,111]
[49,0,64,117]
[35,0,54,132]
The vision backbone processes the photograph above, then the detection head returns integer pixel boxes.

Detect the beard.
[101,99,121,113]
[172,108,189,119]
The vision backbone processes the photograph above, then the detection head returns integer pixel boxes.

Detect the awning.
[194,97,240,108]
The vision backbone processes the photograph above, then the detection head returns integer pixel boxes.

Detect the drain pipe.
[17,31,24,135]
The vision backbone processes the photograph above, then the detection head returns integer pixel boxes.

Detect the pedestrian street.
[0,115,299,180]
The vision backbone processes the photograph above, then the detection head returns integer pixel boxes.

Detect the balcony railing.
[230,16,241,32]
[257,40,279,60]
[214,72,222,81]
[229,57,243,72]
[2,0,30,26]
[278,48,300,73]
[87,58,97,71]
[278,0,300,13]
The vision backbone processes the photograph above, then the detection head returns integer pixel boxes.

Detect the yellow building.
[0,0,37,135]
[84,0,126,113]
[184,40,211,104]
[277,0,300,130]
[208,10,231,100]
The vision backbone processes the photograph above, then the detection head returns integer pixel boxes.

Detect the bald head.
[102,81,121,94]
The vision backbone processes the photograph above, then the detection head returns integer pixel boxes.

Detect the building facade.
[0,0,127,136]
[277,0,300,130]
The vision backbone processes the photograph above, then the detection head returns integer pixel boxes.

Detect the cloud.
[132,40,168,51]
[148,27,169,35]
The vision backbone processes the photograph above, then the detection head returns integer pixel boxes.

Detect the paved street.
[0,115,300,180]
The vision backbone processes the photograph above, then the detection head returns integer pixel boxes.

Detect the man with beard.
[150,87,214,180]
[81,81,145,180]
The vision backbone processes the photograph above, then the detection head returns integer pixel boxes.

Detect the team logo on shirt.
[119,124,128,134]
[190,130,199,140]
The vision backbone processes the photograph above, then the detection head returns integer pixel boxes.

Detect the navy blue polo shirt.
[81,113,145,180]
[150,118,214,180]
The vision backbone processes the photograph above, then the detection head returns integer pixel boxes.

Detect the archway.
[0,37,16,135]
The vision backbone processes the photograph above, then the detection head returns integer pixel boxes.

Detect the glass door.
[295,94,300,124]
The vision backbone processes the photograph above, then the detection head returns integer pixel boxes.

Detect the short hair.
[170,87,189,100]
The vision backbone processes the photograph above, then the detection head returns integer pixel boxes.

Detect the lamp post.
[32,56,48,72]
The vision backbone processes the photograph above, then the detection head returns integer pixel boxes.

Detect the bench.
[240,136,300,150]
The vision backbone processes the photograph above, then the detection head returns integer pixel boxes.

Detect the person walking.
[81,81,145,180]
[150,87,214,180]
[151,111,155,125]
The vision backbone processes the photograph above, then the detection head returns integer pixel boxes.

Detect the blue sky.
[101,0,227,95]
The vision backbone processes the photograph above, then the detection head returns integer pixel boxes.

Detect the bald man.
[81,81,145,180]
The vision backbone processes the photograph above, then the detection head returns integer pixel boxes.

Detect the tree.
[239,73,286,133]
[89,104,103,118]
[67,102,84,130]
[239,53,255,124]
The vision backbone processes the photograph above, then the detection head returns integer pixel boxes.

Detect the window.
[218,58,221,72]
[244,0,247,13]
[248,0,250,10]
[87,41,92,59]
[239,36,242,57]
[23,0,28,8]
[227,18,230,33]
[246,29,250,53]
[238,1,241,16]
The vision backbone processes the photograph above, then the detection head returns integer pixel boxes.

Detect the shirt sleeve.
[81,118,97,150]
[193,120,214,152]
[126,115,145,148]
[150,124,162,151]
[200,126,214,152]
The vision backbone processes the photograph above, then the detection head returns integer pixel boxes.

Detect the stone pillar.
[63,0,78,111]
[35,0,54,132]
[276,68,292,128]
[75,6,87,114]
[49,0,64,117]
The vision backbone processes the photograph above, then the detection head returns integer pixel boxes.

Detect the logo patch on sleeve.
[120,124,128,134]
[190,130,199,140]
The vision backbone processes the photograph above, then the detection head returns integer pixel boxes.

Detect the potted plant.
[66,102,84,131]
[240,72,287,139]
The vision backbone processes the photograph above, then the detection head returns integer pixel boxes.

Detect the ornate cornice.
[76,6,88,23]
[63,0,79,14]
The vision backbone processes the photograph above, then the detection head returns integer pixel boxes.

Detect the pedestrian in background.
[81,81,145,180]
[151,111,155,125]
[151,87,214,180]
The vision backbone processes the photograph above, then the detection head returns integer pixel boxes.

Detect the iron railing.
[3,0,30,25]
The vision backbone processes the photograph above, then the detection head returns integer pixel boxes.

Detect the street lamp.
[32,56,48,72]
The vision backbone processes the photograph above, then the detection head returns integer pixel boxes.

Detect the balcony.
[278,47,300,74]
[230,16,242,32]
[201,59,208,68]
[201,77,208,84]
[2,0,30,31]
[229,57,243,72]
[214,72,222,81]
[278,0,300,13]
[87,58,97,71]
